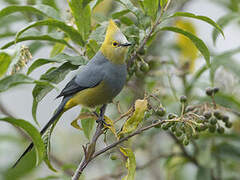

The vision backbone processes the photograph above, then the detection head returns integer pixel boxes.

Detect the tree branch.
[72,122,104,180]
[127,0,172,68]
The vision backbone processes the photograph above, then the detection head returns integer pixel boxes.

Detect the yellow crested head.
[100,19,131,64]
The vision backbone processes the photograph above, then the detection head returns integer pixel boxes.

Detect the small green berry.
[200,124,208,131]
[195,126,201,132]
[203,111,212,119]
[138,47,146,55]
[206,87,213,96]
[140,62,150,72]
[217,127,225,134]
[170,126,176,132]
[210,117,217,125]
[168,113,177,119]
[185,105,195,112]
[156,107,166,117]
[180,124,186,133]
[225,121,232,128]
[221,115,229,123]
[209,124,216,133]
[153,120,161,128]
[175,130,182,137]
[197,116,206,123]
[183,137,189,146]
[213,87,219,94]
[162,123,169,130]
[213,110,222,119]
[110,154,118,160]
[180,95,187,103]
[144,111,151,119]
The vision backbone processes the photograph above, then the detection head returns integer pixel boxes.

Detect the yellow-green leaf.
[68,0,91,41]
[160,0,168,8]
[71,113,97,130]
[142,0,159,20]
[120,147,136,180]
[0,52,11,77]
[104,116,118,138]
[119,98,148,136]
[50,42,66,58]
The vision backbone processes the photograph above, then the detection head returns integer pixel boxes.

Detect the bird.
[13,19,132,167]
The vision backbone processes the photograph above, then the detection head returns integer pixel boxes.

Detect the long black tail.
[12,96,71,168]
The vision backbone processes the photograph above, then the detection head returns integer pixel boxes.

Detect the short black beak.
[120,42,132,47]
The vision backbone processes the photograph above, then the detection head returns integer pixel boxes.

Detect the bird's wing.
[57,65,104,98]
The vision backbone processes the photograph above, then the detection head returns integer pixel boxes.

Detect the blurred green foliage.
[0,0,240,179]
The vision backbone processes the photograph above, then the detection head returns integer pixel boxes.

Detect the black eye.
[112,41,118,47]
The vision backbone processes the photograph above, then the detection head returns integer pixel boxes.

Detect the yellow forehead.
[105,19,120,42]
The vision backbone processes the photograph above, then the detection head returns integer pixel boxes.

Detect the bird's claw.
[96,116,110,126]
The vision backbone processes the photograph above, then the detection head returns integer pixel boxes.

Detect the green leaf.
[119,98,148,136]
[50,42,66,58]
[0,73,53,93]
[32,63,78,123]
[212,13,240,45]
[0,117,45,166]
[120,147,136,180]
[86,40,100,59]
[81,118,95,140]
[16,19,84,46]
[159,26,210,66]
[69,0,91,41]
[210,47,240,83]
[0,32,15,39]
[160,0,168,7]
[0,52,11,77]
[42,128,57,172]
[89,24,107,42]
[196,166,211,180]
[171,12,224,39]
[27,53,87,75]
[41,0,59,11]
[1,34,74,50]
[0,5,61,20]
[116,0,139,18]
[4,150,36,180]
[112,9,130,19]
[80,108,95,139]
[215,92,240,110]
[142,0,159,20]
[91,0,104,10]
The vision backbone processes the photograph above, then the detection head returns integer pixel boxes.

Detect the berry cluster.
[147,88,232,146]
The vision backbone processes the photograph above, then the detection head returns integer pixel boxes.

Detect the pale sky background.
[0,0,240,179]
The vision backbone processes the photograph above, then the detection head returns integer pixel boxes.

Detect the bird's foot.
[96,116,110,126]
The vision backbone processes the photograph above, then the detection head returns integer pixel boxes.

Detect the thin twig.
[127,0,172,68]
[72,122,104,180]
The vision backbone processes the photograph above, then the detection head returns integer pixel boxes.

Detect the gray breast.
[103,61,127,97]
[85,51,127,98]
